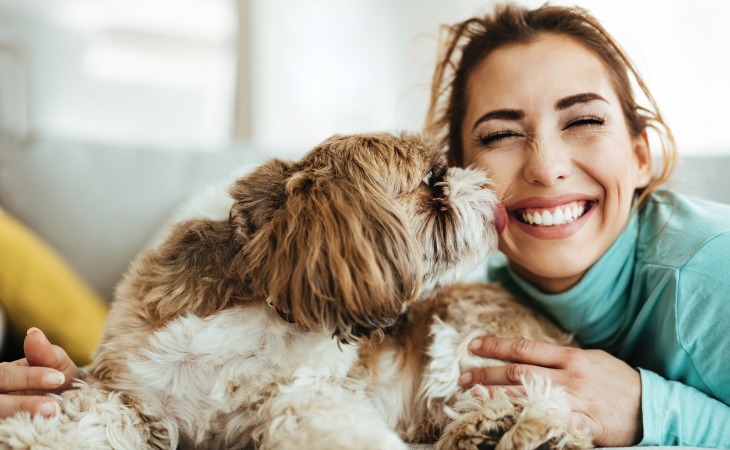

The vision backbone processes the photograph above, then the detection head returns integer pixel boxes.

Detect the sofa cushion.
[0,137,267,300]
[0,207,108,364]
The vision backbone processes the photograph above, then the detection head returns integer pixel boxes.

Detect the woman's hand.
[459,337,642,447]
[0,328,80,418]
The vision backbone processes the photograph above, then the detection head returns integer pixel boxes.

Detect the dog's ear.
[242,169,421,343]
[229,158,293,240]
[132,159,295,325]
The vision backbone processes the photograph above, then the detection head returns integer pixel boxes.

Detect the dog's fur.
[0,133,591,449]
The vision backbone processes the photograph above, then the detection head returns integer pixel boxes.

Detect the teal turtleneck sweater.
[486,190,730,447]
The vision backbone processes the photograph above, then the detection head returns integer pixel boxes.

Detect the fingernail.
[43,371,65,387]
[38,402,59,417]
[471,386,485,399]
[459,372,472,386]
[469,338,482,351]
[26,327,42,336]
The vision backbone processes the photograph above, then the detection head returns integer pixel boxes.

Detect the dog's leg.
[434,386,518,450]
[254,385,408,450]
[495,376,592,450]
[0,380,157,450]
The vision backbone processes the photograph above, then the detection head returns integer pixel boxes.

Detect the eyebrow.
[471,92,609,131]
[555,92,608,110]
[471,109,524,131]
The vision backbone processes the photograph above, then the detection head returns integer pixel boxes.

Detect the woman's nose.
[522,139,573,186]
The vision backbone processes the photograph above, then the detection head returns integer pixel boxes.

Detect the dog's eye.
[422,169,434,186]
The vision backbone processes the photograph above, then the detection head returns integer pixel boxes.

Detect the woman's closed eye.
[563,114,606,130]
[478,130,521,146]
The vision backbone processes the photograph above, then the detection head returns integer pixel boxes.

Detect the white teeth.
[519,201,589,227]
[563,207,573,221]
[553,209,564,224]
[542,210,553,226]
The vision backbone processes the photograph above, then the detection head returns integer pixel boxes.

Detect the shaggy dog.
[0,133,591,450]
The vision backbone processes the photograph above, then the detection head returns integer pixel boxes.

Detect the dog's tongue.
[494,203,507,234]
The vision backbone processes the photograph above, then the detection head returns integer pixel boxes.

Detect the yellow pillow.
[0,209,108,365]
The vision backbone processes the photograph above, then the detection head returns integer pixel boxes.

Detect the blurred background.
[2,0,730,156]
[1,0,730,363]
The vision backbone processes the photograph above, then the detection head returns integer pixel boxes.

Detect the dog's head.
[230,132,503,343]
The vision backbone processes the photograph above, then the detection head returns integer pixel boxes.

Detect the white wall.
[248,0,492,155]
[248,0,730,157]
[0,0,237,150]
[1,0,729,158]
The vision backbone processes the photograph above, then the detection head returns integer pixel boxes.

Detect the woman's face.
[461,34,652,293]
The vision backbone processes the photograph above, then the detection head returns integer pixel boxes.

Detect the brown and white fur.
[0,133,591,450]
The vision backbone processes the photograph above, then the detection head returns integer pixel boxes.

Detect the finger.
[468,337,576,367]
[0,362,66,392]
[8,358,29,368]
[24,328,79,389]
[24,328,60,368]
[0,394,59,419]
[459,363,551,387]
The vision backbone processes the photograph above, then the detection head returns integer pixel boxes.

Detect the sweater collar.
[490,212,639,346]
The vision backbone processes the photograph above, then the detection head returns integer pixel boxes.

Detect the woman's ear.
[632,129,653,188]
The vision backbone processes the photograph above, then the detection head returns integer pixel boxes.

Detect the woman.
[424,4,730,448]
[5,3,730,447]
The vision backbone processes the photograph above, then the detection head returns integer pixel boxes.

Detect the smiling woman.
[459,34,653,293]
[1,2,730,448]
[426,3,730,448]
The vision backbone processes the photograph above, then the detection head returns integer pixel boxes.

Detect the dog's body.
[0,133,591,449]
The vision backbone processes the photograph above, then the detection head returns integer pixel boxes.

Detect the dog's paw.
[497,406,591,450]
[436,387,518,450]
[438,411,516,450]
[492,376,592,450]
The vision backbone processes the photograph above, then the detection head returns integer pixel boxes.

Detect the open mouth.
[514,200,595,227]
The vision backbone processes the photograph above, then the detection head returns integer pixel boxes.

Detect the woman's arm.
[637,231,730,446]
[0,328,79,418]
[640,369,730,447]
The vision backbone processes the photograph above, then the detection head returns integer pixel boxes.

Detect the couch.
[0,136,726,449]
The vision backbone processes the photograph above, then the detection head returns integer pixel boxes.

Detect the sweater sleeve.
[639,369,730,447]
[639,232,730,447]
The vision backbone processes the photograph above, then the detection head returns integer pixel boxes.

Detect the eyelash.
[478,130,520,146]
[477,115,607,147]
[563,115,606,130]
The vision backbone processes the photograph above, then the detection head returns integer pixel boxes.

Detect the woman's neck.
[508,262,586,294]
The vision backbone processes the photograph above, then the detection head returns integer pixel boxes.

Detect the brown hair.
[424,3,678,206]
